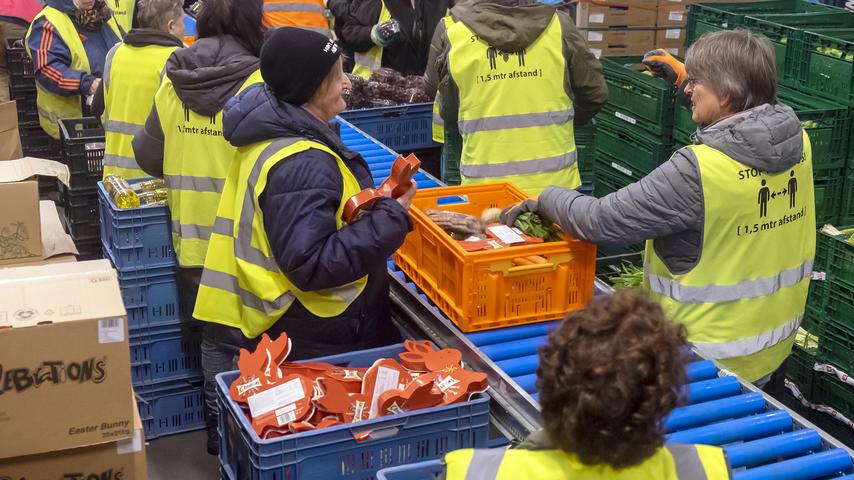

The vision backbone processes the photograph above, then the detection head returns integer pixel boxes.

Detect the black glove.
[499,200,539,227]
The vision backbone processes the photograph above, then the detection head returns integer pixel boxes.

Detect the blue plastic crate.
[376,460,443,480]
[135,378,205,440]
[130,323,203,385]
[107,260,181,330]
[215,343,490,480]
[98,180,176,272]
[339,103,434,152]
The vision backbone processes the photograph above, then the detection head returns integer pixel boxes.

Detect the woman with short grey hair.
[504,29,816,393]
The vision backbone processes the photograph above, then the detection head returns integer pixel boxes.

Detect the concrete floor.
[147,430,219,479]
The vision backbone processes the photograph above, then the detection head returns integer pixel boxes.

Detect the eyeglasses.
[686,77,703,87]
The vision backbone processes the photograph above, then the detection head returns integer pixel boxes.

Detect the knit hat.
[261,27,342,105]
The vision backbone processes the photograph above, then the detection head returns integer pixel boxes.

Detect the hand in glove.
[499,200,539,227]
[642,49,687,88]
[371,19,402,47]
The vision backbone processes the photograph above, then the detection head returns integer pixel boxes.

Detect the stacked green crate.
[576,123,597,186]
[685,0,839,47]
[805,226,854,433]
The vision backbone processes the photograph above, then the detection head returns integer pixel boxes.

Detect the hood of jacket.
[45,0,75,14]
[696,103,804,174]
[164,35,259,116]
[124,28,183,48]
[451,0,556,52]
[222,83,355,161]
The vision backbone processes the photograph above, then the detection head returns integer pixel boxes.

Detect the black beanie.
[260,27,342,105]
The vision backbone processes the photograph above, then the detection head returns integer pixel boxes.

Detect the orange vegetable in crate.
[342,154,421,223]
[393,183,596,332]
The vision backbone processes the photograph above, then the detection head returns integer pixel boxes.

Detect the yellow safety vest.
[445,445,730,480]
[156,70,264,268]
[102,42,178,179]
[110,0,136,33]
[352,0,391,79]
[645,131,816,383]
[446,14,579,197]
[193,138,369,338]
[25,7,123,139]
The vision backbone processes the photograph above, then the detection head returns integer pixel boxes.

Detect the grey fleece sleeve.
[132,106,166,179]
[537,149,704,246]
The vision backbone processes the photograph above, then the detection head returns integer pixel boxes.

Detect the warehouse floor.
[147,430,218,479]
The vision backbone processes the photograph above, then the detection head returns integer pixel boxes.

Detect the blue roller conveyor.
[666,411,792,445]
[724,430,822,469]
[664,393,766,433]
[684,377,743,405]
[731,449,853,480]
[340,119,854,480]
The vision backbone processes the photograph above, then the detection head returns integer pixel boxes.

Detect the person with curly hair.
[444,291,731,479]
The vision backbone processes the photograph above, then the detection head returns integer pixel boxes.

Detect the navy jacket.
[222,83,411,359]
[27,0,123,96]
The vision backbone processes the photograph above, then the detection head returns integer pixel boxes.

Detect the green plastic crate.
[814,370,854,418]
[841,171,854,225]
[787,342,818,395]
[674,103,695,139]
[799,29,854,107]
[577,124,597,184]
[779,85,852,170]
[814,225,854,290]
[742,12,854,84]
[595,117,673,177]
[685,0,840,47]
[593,150,645,198]
[814,173,845,225]
[600,56,675,137]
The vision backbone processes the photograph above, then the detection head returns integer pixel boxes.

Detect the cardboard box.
[576,1,658,28]
[0,398,147,479]
[657,4,687,26]
[582,28,656,57]
[0,101,22,161]
[0,158,71,265]
[656,28,687,55]
[0,260,133,459]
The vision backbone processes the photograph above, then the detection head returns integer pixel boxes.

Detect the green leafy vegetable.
[513,212,562,242]
[609,262,644,289]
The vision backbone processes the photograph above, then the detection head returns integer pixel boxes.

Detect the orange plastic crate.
[393,183,596,332]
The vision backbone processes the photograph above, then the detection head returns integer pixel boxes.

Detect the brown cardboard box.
[0,260,134,459]
[0,398,147,479]
[0,101,22,161]
[657,3,687,26]
[576,1,658,28]
[656,28,687,55]
[0,158,71,265]
[582,28,656,57]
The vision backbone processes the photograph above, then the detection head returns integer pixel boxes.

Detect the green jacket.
[424,0,608,128]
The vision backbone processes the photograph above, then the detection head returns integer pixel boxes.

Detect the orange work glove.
[642,49,688,88]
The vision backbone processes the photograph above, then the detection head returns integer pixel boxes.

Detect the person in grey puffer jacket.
[506,30,817,392]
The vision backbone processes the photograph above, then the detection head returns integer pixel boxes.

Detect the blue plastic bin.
[216,343,490,480]
[130,323,203,385]
[135,378,205,440]
[98,180,176,272]
[376,460,443,480]
[107,259,181,330]
[339,103,434,152]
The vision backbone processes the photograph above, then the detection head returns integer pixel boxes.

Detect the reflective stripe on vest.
[158,70,264,268]
[25,7,122,139]
[262,0,330,34]
[193,138,368,338]
[645,131,816,382]
[445,14,579,196]
[103,42,177,179]
[444,444,729,479]
[352,0,391,79]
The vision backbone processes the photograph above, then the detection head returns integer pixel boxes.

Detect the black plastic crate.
[58,117,105,178]
[61,213,101,241]
[74,236,104,261]
[59,182,100,226]
[5,38,33,79]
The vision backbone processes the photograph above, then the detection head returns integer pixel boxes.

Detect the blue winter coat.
[221,83,411,359]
